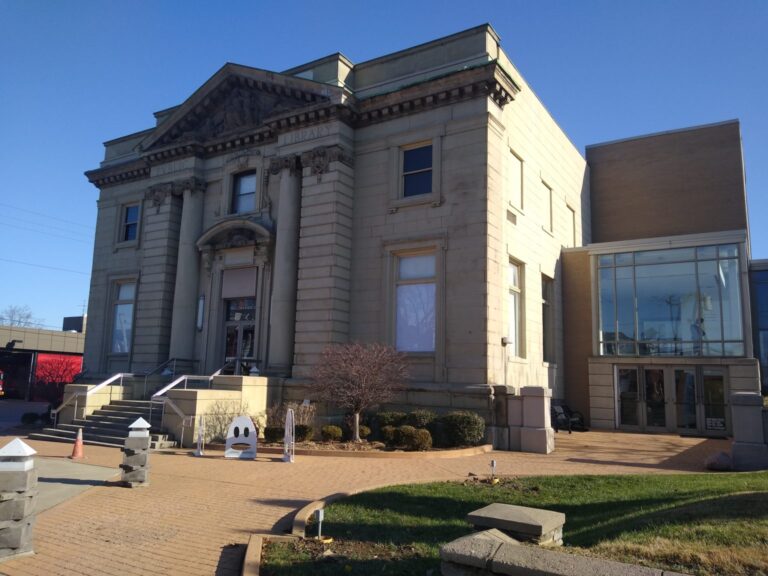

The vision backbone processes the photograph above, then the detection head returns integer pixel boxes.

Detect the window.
[542,180,553,232]
[566,205,576,248]
[402,145,432,198]
[395,253,436,352]
[508,260,523,357]
[598,244,744,357]
[121,204,139,242]
[111,282,136,354]
[507,150,523,209]
[232,171,257,214]
[542,275,555,363]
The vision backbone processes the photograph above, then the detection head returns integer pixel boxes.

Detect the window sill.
[540,226,554,238]
[113,240,139,252]
[389,193,441,213]
[507,203,524,216]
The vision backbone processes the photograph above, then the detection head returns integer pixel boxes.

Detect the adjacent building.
[82,24,760,442]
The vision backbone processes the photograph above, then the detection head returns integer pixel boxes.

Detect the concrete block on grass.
[440,528,519,568]
[467,503,565,546]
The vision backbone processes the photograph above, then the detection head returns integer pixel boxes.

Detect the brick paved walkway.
[0,431,730,576]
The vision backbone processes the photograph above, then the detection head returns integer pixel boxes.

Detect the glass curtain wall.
[598,244,743,356]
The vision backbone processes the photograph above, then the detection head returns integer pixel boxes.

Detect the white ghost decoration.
[225,415,257,460]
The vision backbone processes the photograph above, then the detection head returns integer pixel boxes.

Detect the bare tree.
[0,305,37,327]
[312,342,408,442]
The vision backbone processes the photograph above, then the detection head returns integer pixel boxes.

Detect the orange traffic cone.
[70,428,84,460]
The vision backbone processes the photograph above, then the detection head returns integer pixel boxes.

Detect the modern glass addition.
[750,268,768,394]
[402,145,432,197]
[395,253,436,352]
[232,171,257,214]
[598,244,743,356]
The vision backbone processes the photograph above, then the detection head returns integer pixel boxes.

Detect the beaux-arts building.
[83,24,760,443]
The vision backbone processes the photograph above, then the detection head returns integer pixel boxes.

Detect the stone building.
[81,24,759,443]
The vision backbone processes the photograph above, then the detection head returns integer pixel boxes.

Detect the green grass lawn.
[262,472,768,576]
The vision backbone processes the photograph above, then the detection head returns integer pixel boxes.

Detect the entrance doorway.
[615,365,728,436]
[223,298,259,375]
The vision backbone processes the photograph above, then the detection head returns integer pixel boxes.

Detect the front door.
[617,365,728,436]
[223,298,258,375]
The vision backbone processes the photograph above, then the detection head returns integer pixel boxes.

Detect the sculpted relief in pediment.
[152,77,324,149]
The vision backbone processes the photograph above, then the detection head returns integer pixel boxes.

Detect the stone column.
[267,156,301,375]
[169,178,206,364]
[0,439,36,560]
[520,386,555,454]
[730,392,768,471]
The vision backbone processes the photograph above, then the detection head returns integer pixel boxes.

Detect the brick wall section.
[587,121,746,243]
[292,160,354,378]
[561,249,593,421]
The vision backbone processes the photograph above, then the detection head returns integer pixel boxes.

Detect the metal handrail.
[151,395,194,449]
[51,372,133,428]
[150,360,233,400]
[141,357,198,398]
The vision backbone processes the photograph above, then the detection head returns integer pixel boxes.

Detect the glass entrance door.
[674,368,698,432]
[224,298,258,375]
[643,369,667,429]
[617,365,729,436]
[617,368,639,426]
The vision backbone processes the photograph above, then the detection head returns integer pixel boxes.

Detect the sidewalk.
[0,431,730,576]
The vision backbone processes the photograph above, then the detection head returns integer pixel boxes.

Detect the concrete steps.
[29,399,176,449]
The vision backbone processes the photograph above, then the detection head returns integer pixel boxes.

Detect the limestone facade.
[83,24,585,422]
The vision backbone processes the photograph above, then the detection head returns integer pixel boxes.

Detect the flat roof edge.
[586,119,741,150]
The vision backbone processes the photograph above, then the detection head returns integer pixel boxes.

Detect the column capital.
[269,154,301,176]
[300,145,354,176]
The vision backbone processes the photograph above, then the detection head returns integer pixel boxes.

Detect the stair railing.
[140,357,199,399]
[51,372,134,429]
[147,361,234,447]
[150,396,194,449]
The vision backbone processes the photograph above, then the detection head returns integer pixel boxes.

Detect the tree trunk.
[353,412,360,443]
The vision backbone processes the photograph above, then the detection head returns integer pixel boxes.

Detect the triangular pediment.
[140,64,339,152]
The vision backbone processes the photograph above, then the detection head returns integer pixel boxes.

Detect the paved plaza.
[0,431,730,576]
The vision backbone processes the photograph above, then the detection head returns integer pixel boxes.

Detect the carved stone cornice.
[87,62,519,187]
[268,154,301,176]
[85,159,150,189]
[300,145,353,176]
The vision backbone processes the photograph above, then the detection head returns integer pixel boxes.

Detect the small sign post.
[283,408,295,463]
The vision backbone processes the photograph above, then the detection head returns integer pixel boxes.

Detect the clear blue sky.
[1,0,766,330]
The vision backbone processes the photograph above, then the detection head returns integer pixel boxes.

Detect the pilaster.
[292,146,355,378]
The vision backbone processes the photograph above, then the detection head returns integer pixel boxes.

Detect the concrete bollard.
[0,438,37,560]
[120,417,151,488]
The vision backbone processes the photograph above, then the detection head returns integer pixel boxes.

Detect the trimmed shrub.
[376,411,407,428]
[396,425,417,447]
[358,424,371,440]
[295,424,313,442]
[263,426,283,443]
[381,425,397,446]
[438,411,486,447]
[406,409,436,429]
[409,428,432,451]
[321,425,343,442]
